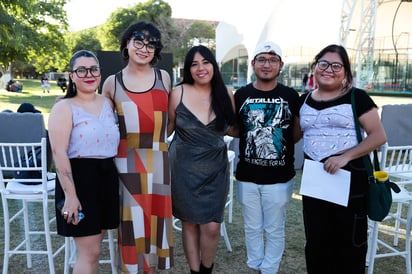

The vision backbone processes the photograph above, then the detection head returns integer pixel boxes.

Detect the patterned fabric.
[297,89,376,162]
[113,69,173,273]
[234,83,299,184]
[299,103,357,161]
[68,98,119,159]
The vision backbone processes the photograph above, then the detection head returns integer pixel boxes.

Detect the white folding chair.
[224,135,235,223]
[0,138,63,274]
[380,144,412,246]
[63,229,118,274]
[366,144,412,274]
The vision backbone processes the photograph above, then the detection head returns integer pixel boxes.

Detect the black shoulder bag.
[351,88,400,222]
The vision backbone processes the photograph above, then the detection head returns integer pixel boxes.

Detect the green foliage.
[172,21,216,66]
[102,0,175,52]
[184,21,215,49]
[70,29,103,55]
[12,61,36,78]
[0,0,69,74]
[0,0,218,77]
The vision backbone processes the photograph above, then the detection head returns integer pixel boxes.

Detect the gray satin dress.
[169,97,229,224]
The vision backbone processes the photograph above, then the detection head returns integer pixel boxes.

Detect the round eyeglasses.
[72,66,101,78]
[133,39,157,53]
[255,56,281,66]
[317,60,343,72]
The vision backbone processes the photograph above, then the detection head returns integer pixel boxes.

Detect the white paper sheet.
[299,159,351,207]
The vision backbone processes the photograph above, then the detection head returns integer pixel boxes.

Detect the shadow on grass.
[0,173,409,273]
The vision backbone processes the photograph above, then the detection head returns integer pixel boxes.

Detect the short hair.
[120,21,163,66]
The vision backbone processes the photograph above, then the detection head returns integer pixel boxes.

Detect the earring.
[341,79,347,90]
[122,48,129,59]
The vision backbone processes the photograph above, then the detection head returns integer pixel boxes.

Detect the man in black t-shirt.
[234,41,299,274]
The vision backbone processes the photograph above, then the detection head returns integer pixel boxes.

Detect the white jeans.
[237,179,294,274]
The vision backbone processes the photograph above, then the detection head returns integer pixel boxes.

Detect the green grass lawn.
[1,79,412,273]
[0,79,66,126]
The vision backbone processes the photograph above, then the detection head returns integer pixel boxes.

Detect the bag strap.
[350,88,379,178]
[351,88,401,193]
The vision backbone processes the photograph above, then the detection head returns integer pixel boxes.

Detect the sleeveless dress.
[113,69,173,273]
[169,88,229,224]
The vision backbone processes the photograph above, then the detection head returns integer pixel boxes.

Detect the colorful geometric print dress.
[113,69,174,273]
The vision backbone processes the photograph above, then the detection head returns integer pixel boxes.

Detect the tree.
[0,0,69,75]
[70,29,103,55]
[102,0,177,52]
[184,21,216,50]
[171,20,217,66]
[99,0,216,67]
[11,60,36,78]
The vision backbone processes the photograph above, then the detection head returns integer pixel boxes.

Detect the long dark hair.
[311,44,353,90]
[120,21,163,66]
[180,45,235,131]
[64,50,99,99]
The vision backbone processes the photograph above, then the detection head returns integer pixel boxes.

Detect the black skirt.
[55,158,120,237]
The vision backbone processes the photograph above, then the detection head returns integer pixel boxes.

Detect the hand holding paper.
[299,159,351,207]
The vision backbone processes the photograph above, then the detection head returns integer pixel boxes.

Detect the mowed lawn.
[1,79,412,273]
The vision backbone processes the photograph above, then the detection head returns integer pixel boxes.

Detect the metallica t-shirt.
[234,83,299,184]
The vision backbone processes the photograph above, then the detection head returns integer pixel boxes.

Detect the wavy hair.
[120,21,163,66]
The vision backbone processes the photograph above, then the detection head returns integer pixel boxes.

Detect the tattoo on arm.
[56,168,74,191]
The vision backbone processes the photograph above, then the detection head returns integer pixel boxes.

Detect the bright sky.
[66,0,233,31]
[65,0,342,49]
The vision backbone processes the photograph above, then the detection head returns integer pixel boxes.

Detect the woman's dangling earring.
[341,79,347,90]
[122,48,129,59]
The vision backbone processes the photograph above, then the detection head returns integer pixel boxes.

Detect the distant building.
[216,1,412,91]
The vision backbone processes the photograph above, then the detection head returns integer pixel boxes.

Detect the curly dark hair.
[120,21,163,66]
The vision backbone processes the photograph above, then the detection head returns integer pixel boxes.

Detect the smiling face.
[127,32,156,65]
[70,56,101,93]
[190,52,214,85]
[252,53,284,82]
[314,52,346,91]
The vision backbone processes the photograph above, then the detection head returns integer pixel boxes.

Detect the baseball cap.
[253,41,282,60]
[17,103,41,113]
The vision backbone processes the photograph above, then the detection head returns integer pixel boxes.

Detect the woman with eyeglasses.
[294,44,386,274]
[48,50,120,273]
[102,21,173,274]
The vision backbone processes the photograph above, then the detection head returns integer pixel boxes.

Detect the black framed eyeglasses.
[132,39,157,53]
[255,56,281,66]
[317,60,343,72]
[72,66,101,78]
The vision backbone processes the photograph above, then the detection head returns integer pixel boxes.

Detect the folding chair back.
[0,138,62,273]
[0,112,48,177]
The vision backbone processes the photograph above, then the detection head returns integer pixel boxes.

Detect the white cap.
[253,41,282,59]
